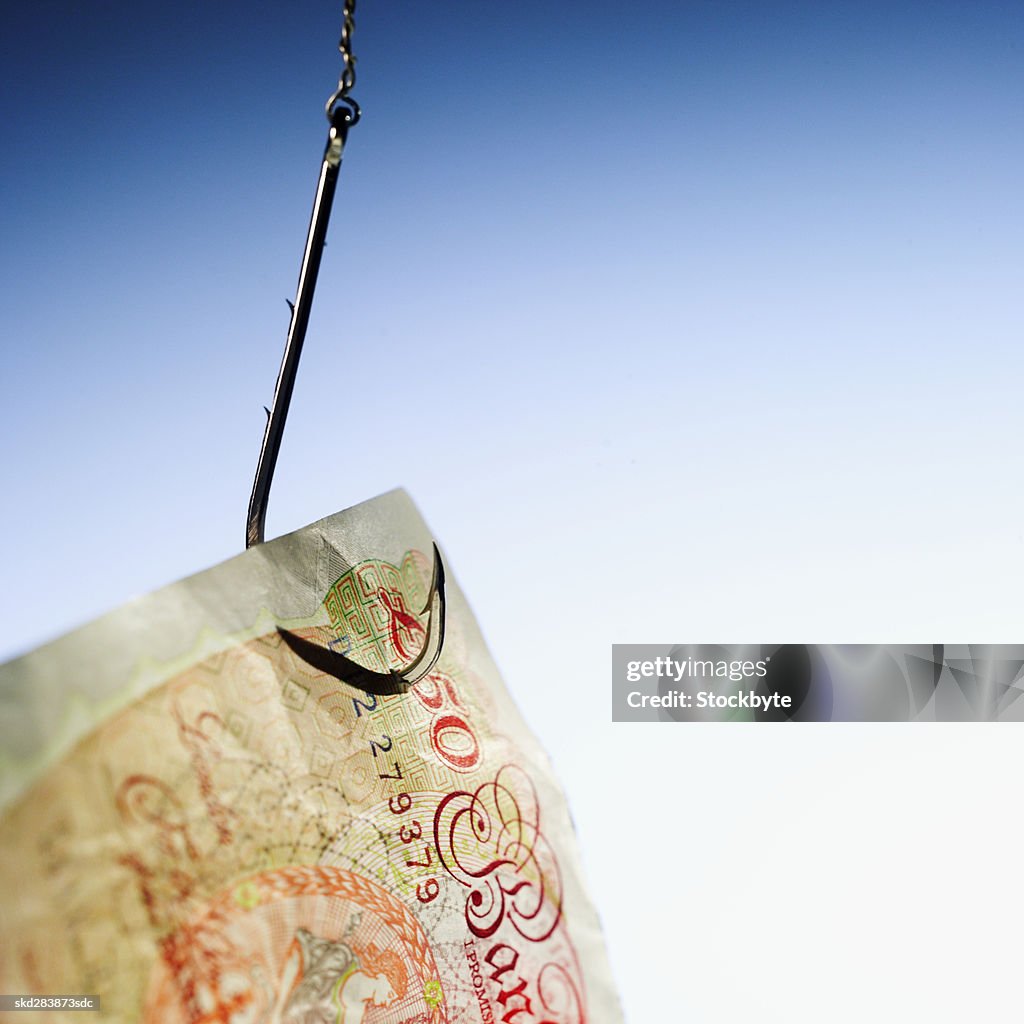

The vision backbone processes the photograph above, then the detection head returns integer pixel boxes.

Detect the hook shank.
[246,113,350,548]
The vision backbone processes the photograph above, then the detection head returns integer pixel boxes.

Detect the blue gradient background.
[3,2,1024,1019]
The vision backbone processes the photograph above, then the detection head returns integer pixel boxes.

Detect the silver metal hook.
[277,543,447,693]
[246,108,351,550]
[247,2,361,547]
[247,9,445,688]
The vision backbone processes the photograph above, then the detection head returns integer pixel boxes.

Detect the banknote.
[0,489,622,1023]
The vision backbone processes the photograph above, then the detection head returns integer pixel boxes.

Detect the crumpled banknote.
[0,489,621,1023]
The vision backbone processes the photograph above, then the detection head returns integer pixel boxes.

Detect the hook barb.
[276,544,447,694]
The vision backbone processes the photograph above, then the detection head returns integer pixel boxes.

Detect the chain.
[326,0,360,125]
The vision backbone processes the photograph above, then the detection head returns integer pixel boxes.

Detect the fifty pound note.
[0,490,621,1023]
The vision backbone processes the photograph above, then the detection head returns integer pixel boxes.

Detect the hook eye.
[326,95,361,127]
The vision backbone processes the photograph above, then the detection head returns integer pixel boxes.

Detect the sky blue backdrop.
[3,3,1023,1018]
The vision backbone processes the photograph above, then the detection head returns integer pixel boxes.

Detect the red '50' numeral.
[410,674,480,772]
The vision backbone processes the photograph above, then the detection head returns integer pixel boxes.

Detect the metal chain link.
[326,0,360,124]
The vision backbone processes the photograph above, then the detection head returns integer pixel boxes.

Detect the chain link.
[326,0,360,124]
